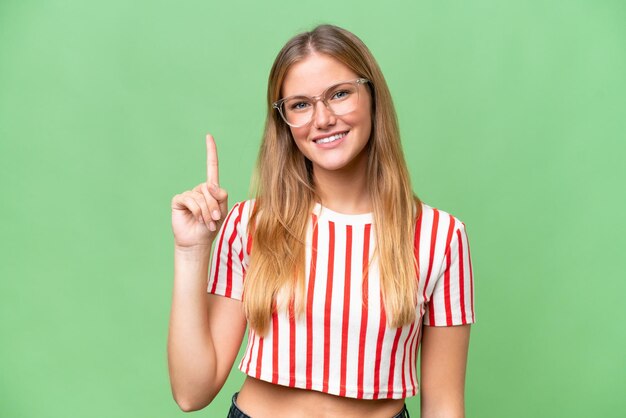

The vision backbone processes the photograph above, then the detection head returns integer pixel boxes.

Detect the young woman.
[168,24,475,418]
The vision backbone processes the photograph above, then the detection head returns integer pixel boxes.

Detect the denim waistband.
[227,392,410,418]
[227,392,251,418]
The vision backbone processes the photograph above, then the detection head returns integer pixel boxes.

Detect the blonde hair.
[244,24,421,335]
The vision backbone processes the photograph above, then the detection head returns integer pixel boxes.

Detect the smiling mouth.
[313,131,349,144]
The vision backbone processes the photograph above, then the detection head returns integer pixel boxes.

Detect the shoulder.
[218,199,257,238]
[225,199,256,221]
[229,199,256,214]
[416,201,469,240]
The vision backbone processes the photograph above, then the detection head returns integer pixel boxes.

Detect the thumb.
[209,183,228,212]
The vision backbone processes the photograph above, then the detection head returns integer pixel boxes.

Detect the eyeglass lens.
[280,82,360,127]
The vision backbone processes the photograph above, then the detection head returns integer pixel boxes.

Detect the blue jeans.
[227,392,410,418]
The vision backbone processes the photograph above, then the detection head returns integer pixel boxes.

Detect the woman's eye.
[331,90,350,100]
[289,101,311,111]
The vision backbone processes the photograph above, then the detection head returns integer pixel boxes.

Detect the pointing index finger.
[206,133,219,186]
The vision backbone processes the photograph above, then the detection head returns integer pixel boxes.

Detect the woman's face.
[281,52,372,176]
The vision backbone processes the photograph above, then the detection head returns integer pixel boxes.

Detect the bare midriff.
[235,376,406,418]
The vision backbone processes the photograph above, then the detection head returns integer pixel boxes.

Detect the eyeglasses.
[273,78,370,128]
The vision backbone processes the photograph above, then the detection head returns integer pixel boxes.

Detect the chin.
[313,156,365,173]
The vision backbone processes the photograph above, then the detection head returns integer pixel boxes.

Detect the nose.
[312,99,336,129]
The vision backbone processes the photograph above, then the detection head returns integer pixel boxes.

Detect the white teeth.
[315,132,347,144]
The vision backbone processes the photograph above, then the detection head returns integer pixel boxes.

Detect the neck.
[313,158,371,215]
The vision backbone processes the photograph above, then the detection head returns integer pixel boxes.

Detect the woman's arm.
[419,324,471,418]
[168,134,247,411]
[167,246,247,411]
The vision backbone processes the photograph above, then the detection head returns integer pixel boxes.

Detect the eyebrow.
[282,79,354,99]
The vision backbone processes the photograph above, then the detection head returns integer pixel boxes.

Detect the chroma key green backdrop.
[1,1,625,417]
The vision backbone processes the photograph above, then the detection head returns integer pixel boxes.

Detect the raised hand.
[171,133,229,248]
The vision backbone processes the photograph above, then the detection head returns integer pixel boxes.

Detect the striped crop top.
[207,199,475,400]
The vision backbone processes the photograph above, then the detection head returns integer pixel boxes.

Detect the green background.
[1,0,625,417]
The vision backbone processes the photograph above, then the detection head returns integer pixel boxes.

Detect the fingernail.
[212,210,221,220]
[209,222,216,231]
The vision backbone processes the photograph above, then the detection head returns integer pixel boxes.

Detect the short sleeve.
[423,222,475,326]
[207,202,247,300]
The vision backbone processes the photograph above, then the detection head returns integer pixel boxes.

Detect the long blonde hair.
[244,24,421,335]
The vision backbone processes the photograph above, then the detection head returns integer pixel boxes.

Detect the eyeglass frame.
[272,78,370,128]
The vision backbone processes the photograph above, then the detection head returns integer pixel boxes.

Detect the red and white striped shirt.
[208,200,475,399]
